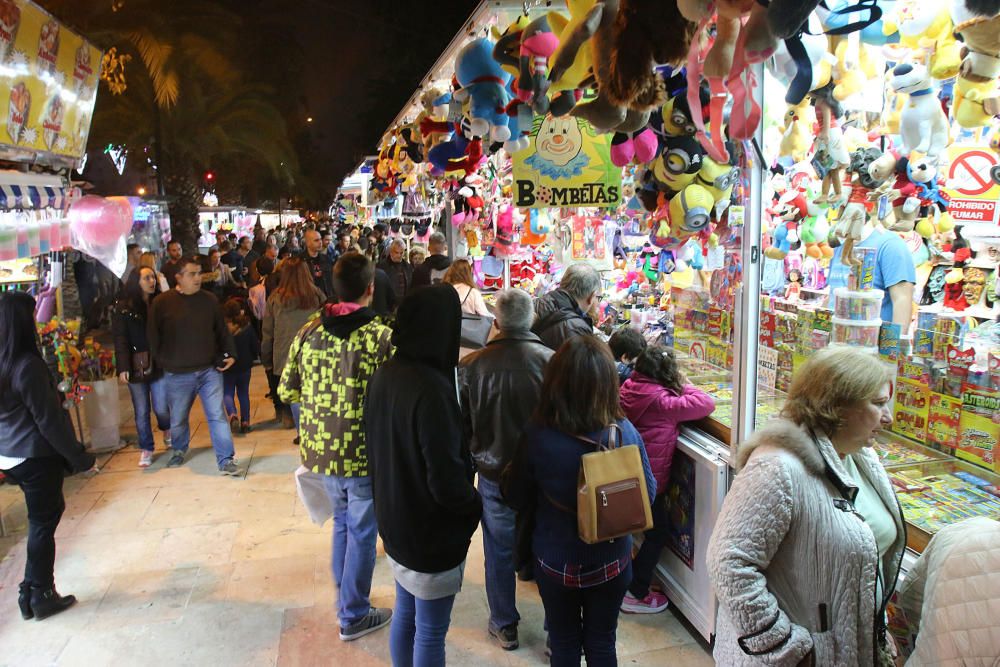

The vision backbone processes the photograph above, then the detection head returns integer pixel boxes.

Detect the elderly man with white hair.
[531,262,601,350]
[377,238,412,302]
[458,288,553,651]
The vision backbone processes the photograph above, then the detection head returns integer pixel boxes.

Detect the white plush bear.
[888,62,950,159]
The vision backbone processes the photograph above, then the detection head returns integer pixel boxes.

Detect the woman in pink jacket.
[619,345,715,614]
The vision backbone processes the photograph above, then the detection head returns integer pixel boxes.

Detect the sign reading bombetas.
[512,115,621,209]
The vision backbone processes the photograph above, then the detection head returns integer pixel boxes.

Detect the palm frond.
[127,28,179,108]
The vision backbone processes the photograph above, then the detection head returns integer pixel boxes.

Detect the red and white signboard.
[945,147,1000,224]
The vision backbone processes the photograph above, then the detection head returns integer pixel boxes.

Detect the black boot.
[18,582,33,620]
[29,587,76,620]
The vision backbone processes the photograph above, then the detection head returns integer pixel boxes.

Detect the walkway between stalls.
[0,367,712,666]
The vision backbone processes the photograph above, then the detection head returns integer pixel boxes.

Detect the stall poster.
[569,215,611,269]
[512,114,621,209]
[892,378,929,442]
[664,449,695,570]
[758,345,778,391]
[0,0,101,168]
[927,392,961,451]
[956,384,999,469]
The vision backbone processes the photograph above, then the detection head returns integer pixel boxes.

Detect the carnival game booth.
[362,0,1000,644]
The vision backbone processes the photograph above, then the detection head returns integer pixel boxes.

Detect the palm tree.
[39,0,299,251]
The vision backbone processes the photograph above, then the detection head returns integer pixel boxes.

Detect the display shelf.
[887,459,1000,552]
[873,433,952,469]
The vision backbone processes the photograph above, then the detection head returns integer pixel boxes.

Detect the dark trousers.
[629,492,670,599]
[2,457,66,589]
[265,369,286,417]
[536,562,631,667]
[223,369,252,424]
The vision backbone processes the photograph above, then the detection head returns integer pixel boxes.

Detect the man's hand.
[119,372,129,384]
[217,357,236,372]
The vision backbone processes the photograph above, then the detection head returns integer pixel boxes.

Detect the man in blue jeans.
[147,257,240,475]
[280,253,394,641]
[458,288,554,650]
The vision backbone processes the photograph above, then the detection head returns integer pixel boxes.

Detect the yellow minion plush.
[669,184,715,235]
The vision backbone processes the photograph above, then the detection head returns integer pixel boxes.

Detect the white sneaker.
[163,433,172,449]
[138,450,154,468]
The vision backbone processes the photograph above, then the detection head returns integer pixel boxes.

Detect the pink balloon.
[69,196,131,247]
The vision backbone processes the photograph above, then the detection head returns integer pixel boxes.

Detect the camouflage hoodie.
[279,303,393,476]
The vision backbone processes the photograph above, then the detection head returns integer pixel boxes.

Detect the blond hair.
[781,346,894,436]
[139,251,158,271]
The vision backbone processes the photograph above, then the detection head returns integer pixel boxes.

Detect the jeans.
[223,369,252,424]
[536,562,632,667]
[163,368,236,466]
[478,476,519,631]
[127,377,170,451]
[629,493,670,599]
[2,457,65,589]
[291,402,300,430]
[390,582,456,667]
[322,475,377,628]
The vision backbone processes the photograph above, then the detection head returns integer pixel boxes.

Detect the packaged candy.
[848,248,877,290]
[832,317,882,348]
[834,288,884,321]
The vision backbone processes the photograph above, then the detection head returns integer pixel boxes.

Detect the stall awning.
[0,183,68,210]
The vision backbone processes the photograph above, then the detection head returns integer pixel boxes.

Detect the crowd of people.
[1,218,998,666]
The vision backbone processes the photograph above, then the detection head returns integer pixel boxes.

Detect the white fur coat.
[708,419,906,666]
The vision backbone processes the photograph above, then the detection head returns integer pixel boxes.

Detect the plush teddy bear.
[888,63,949,159]
[950,0,1000,128]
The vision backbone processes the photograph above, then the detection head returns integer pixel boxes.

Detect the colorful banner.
[0,0,101,168]
[892,377,929,443]
[512,114,621,209]
[956,384,999,470]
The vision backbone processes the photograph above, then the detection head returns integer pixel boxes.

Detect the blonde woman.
[708,346,905,666]
[443,259,491,359]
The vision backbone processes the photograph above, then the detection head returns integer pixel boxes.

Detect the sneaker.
[167,451,185,468]
[621,591,669,614]
[218,460,240,476]
[240,423,252,434]
[138,450,154,468]
[162,433,172,449]
[229,415,239,432]
[339,607,392,641]
[293,436,300,445]
[489,623,519,650]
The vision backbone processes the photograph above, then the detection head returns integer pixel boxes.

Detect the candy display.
[831,317,882,348]
[833,288,884,321]
[874,437,949,468]
[892,466,1000,537]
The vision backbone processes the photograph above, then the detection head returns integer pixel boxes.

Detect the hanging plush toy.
[779,99,815,163]
[950,1,1000,128]
[455,38,513,143]
[516,14,562,114]
[766,29,833,105]
[811,87,850,204]
[546,0,601,116]
[883,1,962,79]
[888,62,949,159]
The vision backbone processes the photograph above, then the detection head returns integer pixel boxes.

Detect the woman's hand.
[118,372,129,384]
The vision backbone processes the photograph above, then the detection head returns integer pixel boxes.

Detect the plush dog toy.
[888,63,949,159]
[455,38,512,143]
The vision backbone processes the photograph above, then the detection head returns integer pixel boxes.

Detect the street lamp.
[137,186,146,196]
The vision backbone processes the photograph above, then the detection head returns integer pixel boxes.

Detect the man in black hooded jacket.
[366,284,482,664]
[408,231,451,292]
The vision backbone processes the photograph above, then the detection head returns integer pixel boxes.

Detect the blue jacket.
[514,419,655,570]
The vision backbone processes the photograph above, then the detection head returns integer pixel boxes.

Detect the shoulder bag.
[459,287,494,350]
[130,349,154,382]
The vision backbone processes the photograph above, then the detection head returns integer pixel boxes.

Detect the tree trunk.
[61,251,82,320]
[163,169,202,254]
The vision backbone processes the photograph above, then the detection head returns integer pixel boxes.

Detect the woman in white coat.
[708,346,906,666]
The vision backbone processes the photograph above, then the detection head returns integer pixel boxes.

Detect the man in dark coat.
[532,262,601,350]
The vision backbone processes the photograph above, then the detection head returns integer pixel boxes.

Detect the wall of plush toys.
[362,0,999,319]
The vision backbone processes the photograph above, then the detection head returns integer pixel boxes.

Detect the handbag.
[130,350,154,382]
[294,465,333,526]
[459,288,494,350]
[575,424,653,544]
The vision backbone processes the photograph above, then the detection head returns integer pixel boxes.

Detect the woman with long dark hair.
[261,257,325,432]
[504,335,655,665]
[113,266,171,467]
[0,291,95,620]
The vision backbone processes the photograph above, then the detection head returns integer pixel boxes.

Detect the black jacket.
[532,289,594,351]
[112,298,161,382]
[366,284,482,573]
[378,258,413,302]
[371,268,397,317]
[299,250,334,298]
[409,254,452,292]
[458,331,553,482]
[0,354,95,472]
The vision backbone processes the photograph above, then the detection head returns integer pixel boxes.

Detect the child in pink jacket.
[618,345,715,614]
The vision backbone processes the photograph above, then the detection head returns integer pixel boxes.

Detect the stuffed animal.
[653,134,706,194]
[811,89,851,204]
[888,63,949,159]
[605,0,695,109]
[832,38,867,101]
[883,0,962,79]
[779,99,815,162]
[546,0,601,116]
[454,38,512,143]
[950,1,1000,128]
[610,125,659,166]
[515,14,562,114]
[821,0,900,46]
[692,153,739,208]
[766,29,833,105]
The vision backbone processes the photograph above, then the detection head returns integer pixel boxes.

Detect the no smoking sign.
[945,146,1000,224]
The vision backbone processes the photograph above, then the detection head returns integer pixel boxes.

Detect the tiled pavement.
[0,367,713,666]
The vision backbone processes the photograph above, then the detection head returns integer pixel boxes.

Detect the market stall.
[350,0,999,644]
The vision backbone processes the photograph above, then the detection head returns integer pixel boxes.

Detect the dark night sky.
[275,0,480,193]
